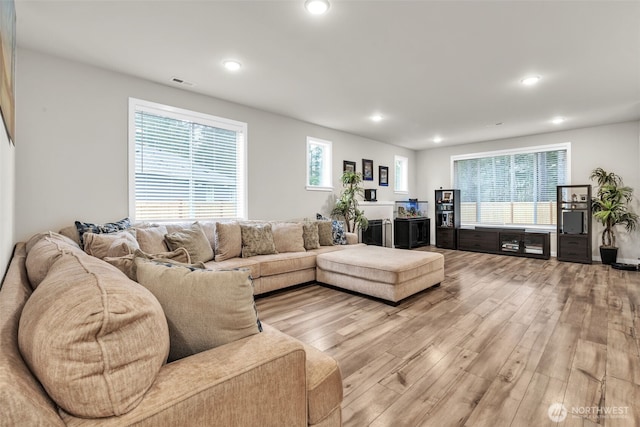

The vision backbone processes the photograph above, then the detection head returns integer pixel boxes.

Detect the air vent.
[170,77,195,87]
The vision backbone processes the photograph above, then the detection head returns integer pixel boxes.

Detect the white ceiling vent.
[170,77,195,87]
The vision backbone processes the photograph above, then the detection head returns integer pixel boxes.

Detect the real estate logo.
[548,403,568,422]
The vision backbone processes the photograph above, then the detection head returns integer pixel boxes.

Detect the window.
[128,98,247,221]
[306,137,332,191]
[395,155,408,193]
[452,143,570,227]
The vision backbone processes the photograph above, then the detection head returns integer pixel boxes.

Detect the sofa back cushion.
[19,249,169,418]
[83,229,140,259]
[271,222,306,253]
[164,222,214,263]
[134,225,169,253]
[135,260,261,362]
[215,221,242,261]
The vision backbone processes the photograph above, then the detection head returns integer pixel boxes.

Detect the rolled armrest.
[62,330,308,427]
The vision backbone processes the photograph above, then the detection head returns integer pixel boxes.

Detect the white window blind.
[453,144,569,227]
[129,98,247,221]
[306,137,333,190]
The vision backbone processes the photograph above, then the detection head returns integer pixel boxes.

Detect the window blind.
[453,146,568,226]
[132,105,246,221]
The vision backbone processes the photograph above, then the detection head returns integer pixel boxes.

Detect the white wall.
[14,49,416,242]
[417,120,640,263]
[0,119,15,280]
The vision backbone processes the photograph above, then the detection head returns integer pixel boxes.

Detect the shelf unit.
[435,189,460,249]
[557,184,592,264]
[457,228,550,259]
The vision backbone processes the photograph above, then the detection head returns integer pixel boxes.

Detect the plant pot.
[599,246,618,265]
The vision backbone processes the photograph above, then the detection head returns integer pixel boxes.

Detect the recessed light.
[551,116,565,124]
[521,75,541,86]
[433,136,443,143]
[223,60,242,71]
[370,114,383,122]
[305,0,330,15]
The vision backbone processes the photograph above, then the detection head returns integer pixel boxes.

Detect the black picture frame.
[343,160,356,173]
[379,166,389,186]
[362,159,374,181]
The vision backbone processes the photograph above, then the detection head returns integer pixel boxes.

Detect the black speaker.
[563,211,584,234]
[365,189,377,201]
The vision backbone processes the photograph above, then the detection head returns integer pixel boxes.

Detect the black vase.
[600,247,618,265]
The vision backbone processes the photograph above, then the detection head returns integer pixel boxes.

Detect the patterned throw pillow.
[316,214,347,245]
[74,218,131,248]
[302,222,320,250]
[316,221,334,246]
[240,224,278,258]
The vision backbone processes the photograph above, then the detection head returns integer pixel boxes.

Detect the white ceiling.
[15,0,640,150]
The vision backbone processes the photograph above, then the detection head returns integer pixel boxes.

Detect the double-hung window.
[306,137,333,191]
[452,143,570,227]
[395,155,408,193]
[129,98,247,221]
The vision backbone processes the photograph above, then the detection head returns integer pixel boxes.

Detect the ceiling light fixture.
[521,75,541,86]
[551,116,565,124]
[370,114,383,122]
[305,0,330,15]
[433,136,443,143]
[223,60,242,71]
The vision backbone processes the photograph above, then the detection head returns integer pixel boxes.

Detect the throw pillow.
[316,221,334,246]
[18,252,169,418]
[302,221,320,250]
[25,232,85,290]
[135,260,262,362]
[103,247,193,281]
[74,217,131,248]
[240,223,278,258]
[134,225,169,253]
[332,220,348,245]
[215,221,242,261]
[272,222,306,253]
[83,229,140,259]
[164,222,214,263]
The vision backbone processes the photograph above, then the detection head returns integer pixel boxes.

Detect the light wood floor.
[255,248,640,427]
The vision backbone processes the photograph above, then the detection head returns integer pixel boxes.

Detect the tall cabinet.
[557,185,592,264]
[435,189,460,249]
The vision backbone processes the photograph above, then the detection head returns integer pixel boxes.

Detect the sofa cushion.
[272,222,306,253]
[251,252,317,277]
[135,260,262,362]
[18,251,169,418]
[205,256,261,279]
[83,229,140,259]
[165,222,214,263]
[104,247,193,280]
[317,221,334,246]
[25,232,85,290]
[74,217,131,248]
[241,223,278,258]
[302,222,320,250]
[214,221,242,261]
[134,225,169,253]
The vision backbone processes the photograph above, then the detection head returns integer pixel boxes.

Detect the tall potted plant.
[590,167,639,264]
[331,171,369,233]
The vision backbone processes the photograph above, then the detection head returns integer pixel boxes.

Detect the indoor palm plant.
[590,167,639,264]
[331,171,369,233]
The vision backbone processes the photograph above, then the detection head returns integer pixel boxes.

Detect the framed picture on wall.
[362,159,374,181]
[379,166,388,186]
[343,160,356,173]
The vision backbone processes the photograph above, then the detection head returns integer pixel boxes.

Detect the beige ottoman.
[316,245,445,303]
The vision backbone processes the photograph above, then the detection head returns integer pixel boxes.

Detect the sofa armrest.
[62,330,308,427]
[345,232,358,245]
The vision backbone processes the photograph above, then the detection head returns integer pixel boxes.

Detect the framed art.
[379,166,389,186]
[0,0,16,145]
[442,191,452,202]
[343,160,356,173]
[362,159,373,181]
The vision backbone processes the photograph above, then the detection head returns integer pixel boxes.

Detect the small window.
[306,137,333,191]
[395,155,408,193]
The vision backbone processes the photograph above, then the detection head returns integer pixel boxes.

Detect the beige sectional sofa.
[1,219,357,426]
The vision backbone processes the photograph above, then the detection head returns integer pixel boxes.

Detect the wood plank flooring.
[255,248,640,427]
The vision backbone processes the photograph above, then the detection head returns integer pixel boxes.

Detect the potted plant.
[331,171,369,233]
[590,167,639,264]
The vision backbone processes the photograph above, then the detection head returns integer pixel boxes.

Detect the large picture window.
[129,98,247,221]
[452,144,569,227]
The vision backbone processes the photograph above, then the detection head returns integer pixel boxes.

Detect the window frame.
[305,136,333,192]
[128,97,248,221]
[394,155,409,194]
[450,142,571,229]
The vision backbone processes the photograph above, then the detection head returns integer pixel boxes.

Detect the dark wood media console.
[457,227,550,260]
